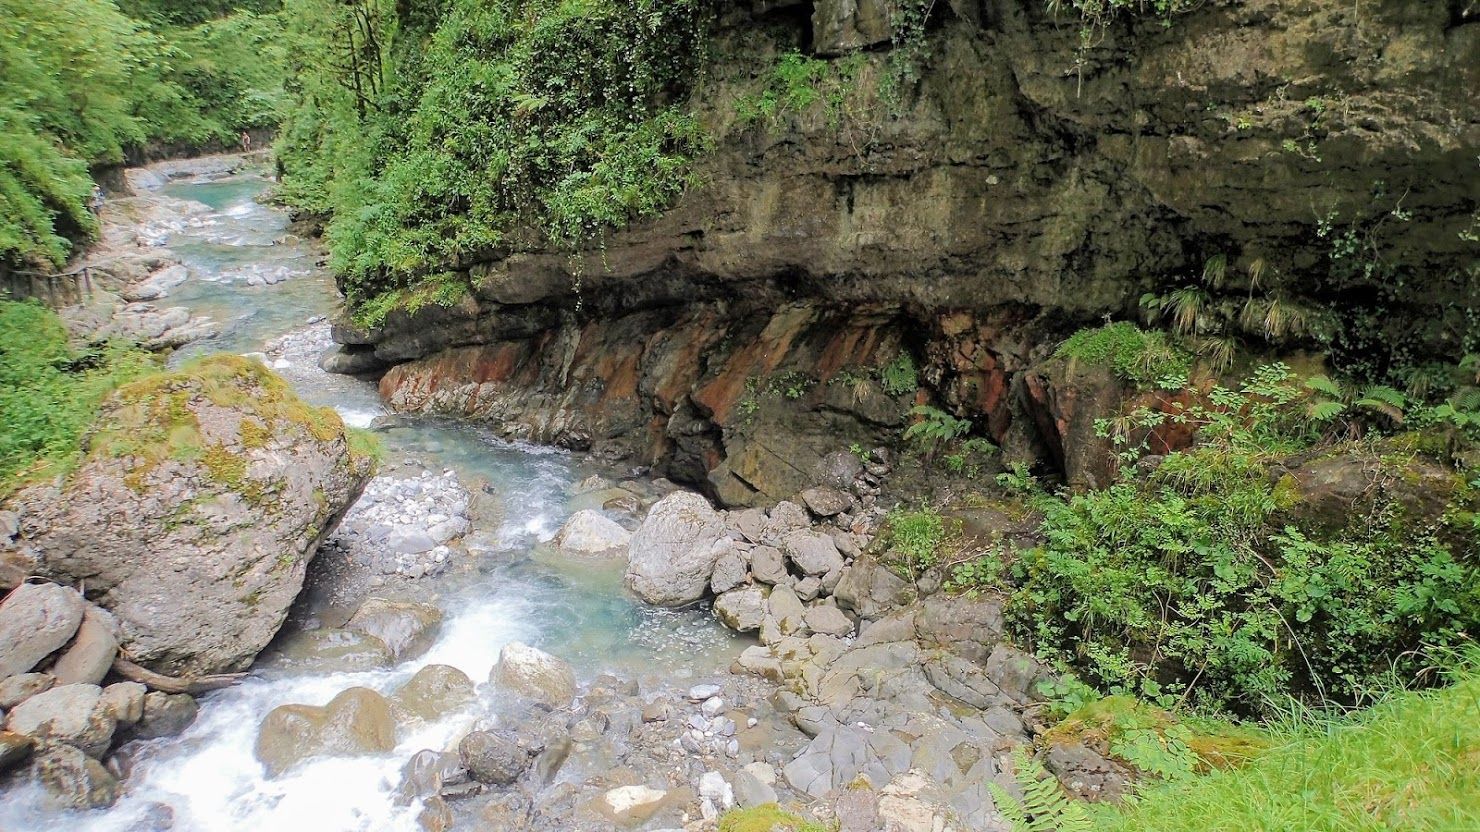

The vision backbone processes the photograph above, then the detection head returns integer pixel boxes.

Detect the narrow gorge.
[0,1,1476,832]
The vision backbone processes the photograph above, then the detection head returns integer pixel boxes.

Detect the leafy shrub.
[0,301,156,491]
[902,404,971,458]
[734,49,875,128]
[991,747,1094,832]
[982,365,1480,713]
[1057,322,1190,389]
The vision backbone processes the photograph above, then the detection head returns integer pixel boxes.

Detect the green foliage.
[885,505,948,579]
[1093,660,1480,831]
[1057,323,1190,390]
[1304,369,1480,443]
[903,405,971,458]
[879,350,919,397]
[971,364,1480,713]
[346,427,385,465]
[278,0,710,309]
[734,51,841,124]
[0,0,285,267]
[1139,255,1335,361]
[991,747,1094,832]
[944,436,998,475]
[0,300,157,491]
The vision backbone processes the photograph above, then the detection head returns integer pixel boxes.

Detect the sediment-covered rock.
[255,687,396,776]
[344,597,443,662]
[2,356,375,676]
[5,684,116,758]
[50,604,121,686]
[391,664,474,722]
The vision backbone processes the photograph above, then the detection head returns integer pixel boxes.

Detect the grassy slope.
[1098,671,1480,831]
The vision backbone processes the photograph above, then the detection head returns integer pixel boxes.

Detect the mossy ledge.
[84,353,374,493]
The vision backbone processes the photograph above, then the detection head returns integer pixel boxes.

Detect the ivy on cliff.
[275,0,711,317]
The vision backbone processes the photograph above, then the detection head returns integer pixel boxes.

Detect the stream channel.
[0,155,744,831]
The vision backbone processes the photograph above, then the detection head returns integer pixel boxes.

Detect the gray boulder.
[32,742,119,809]
[50,604,120,686]
[0,582,84,680]
[2,357,374,676]
[801,486,851,517]
[269,628,394,673]
[99,682,146,727]
[490,642,576,708]
[550,510,632,558]
[131,691,197,739]
[709,543,751,594]
[733,762,779,808]
[5,684,115,758]
[767,585,809,636]
[750,545,789,585]
[782,530,844,576]
[459,729,531,785]
[0,673,55,708]
[0,730,32,772]
[783,723,910,797]
[391,664,474,722]
[625,492,726,606]
[804,603,855,637]
[318,347,386,375]
[766,501,811,538]
[833,555,913,621]
[813,451,864,490]
[714,586,768,633]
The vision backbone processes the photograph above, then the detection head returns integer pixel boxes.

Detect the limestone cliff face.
[336,0,1478,505]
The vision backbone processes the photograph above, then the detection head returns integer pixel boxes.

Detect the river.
[0,156,743,831]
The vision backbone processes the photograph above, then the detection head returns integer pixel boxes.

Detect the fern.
[1304,375,1344,398]
[990,748,1094,832]
[1307,400,1347,422]
[1355,385,1407,423]
[903,405,972,460]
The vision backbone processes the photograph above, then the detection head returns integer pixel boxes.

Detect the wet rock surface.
[255,687,397,777]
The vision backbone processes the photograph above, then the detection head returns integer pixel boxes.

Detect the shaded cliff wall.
[337,0,1479,504]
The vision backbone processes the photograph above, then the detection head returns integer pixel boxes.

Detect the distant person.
[88,184,104,215]
[240,131,252,152]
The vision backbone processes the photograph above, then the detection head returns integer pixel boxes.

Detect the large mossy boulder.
[2,355,375,676]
